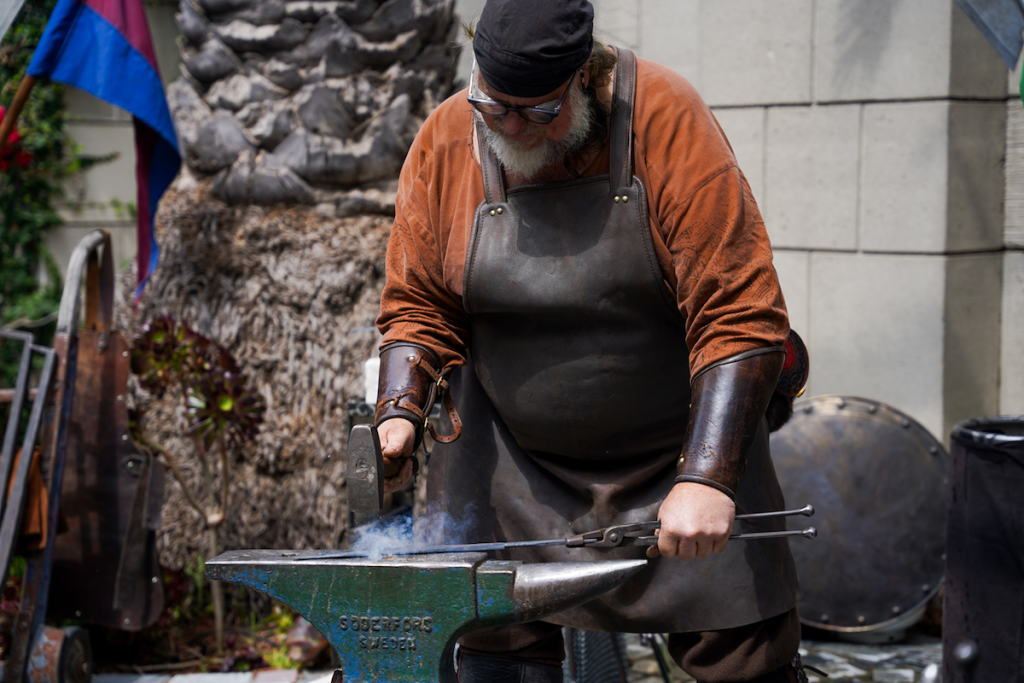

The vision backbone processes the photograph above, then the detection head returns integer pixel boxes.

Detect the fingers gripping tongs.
[566,505,818,548]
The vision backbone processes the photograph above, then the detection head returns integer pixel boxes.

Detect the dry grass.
[116,178,392,570]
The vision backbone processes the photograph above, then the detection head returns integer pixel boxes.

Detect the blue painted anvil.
[207,550,646,683]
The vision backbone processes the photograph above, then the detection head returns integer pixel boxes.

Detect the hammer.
[207,550,646,683]
[347,425,386,514]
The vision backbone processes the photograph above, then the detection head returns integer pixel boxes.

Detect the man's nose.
[502,112,530,134]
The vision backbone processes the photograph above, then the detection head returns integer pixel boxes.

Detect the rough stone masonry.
[169,0,458,207]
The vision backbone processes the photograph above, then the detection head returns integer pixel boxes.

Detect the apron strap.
[609,48,637,193]
[475,117,507,204]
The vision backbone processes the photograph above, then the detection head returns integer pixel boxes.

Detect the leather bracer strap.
[374,343,462,448]
[675,347,785,499]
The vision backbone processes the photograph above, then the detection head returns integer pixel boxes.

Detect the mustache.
[480,84,596,179]
[493,118,543,139]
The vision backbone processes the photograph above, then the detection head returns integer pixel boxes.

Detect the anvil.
[207,550,646,683]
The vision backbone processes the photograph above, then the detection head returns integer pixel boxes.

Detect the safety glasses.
[467,63,579,125]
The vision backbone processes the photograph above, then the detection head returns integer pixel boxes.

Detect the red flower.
[0,105,31,172]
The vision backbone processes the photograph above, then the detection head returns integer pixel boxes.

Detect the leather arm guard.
[374,343,462,450]
[675,347,785,499]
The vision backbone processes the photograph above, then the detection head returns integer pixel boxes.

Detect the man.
[372,1,805,681]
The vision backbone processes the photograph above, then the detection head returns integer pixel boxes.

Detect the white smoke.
[349,503,477,561]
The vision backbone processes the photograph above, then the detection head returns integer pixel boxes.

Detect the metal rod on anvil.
[297,539,580,560]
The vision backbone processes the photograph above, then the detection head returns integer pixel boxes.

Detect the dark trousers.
[457,608,801,683]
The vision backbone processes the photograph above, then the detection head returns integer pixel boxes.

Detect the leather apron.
[427,50,798,633]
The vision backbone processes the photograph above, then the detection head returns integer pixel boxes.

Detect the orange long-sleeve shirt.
[377,55,788,378]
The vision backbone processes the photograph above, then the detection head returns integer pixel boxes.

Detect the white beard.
[476,83,594,182]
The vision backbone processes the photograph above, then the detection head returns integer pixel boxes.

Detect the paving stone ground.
[623,633,942,683]
[93,671,332,683]
[93,635,942,683]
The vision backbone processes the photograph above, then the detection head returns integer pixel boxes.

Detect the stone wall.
[169,0,457,206]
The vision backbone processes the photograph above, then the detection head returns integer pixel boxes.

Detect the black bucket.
[944,416,1024,683]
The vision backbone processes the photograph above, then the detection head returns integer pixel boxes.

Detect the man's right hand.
[377,418,417,492]
[647,482,735,561]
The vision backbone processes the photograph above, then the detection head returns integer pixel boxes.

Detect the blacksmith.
[372,1,805,681]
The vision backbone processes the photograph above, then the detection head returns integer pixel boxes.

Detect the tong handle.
[735,504,814,521]
[628,527,818,546]
[572,506,817,548]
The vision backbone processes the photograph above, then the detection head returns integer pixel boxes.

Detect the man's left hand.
[647,482,735,561]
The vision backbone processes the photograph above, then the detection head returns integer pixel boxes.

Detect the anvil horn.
[510,560,647,622]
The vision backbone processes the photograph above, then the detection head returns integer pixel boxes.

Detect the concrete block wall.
[1004,52,1024,417]
[1003,252,1024,413]
[589,0,1012,439]
[704,2,1007,440]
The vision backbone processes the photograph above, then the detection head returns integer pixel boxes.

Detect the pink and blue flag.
[27,0,180,300]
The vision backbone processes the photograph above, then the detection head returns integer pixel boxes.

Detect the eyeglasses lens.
[520,110,557,124]
[473,102,508,116]
[468,65,571,125]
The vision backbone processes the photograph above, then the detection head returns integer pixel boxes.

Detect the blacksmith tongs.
[299,505,816,560]
[567,505,817,548]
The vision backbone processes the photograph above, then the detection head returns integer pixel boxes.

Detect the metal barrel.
[944,416,1024,683]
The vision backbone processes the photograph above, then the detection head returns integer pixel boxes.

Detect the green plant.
[1,1,64,355]
[130,317,266,654]
[107,196,136,219]
[263,647,301,670]
[0,0,115,386]
[182,556,207,618]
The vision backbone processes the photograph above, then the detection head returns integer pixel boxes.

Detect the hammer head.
[347,424,384,513]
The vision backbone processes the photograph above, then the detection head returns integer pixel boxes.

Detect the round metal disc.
[770,395,947,632]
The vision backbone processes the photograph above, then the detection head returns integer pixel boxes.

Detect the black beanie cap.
[473,0,594,99]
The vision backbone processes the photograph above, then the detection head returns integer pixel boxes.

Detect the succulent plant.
[133,316,265,450]
[186,368,266,450]
[127,407,147,446]
[130,315,264,656]
[131,316,181,394]
[181,334,241,381]
[132,317,244,390]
